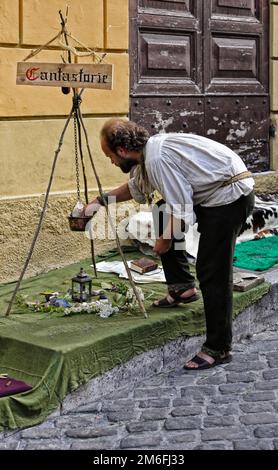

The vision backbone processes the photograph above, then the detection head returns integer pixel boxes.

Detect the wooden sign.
[16,62,113,89]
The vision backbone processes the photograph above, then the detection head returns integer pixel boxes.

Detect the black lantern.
[71,268,92,302]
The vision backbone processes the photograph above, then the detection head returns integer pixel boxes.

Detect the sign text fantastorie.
[16,62,113,89]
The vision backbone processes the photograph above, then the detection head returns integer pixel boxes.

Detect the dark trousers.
[153,192,255,356]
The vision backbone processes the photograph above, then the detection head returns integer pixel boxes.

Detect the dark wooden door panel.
[139,0,193,14]
[130,0,202,96]
[205,96,269,171]
[204,0,268,94]
[131,97,204,135]
[211,0,259,18]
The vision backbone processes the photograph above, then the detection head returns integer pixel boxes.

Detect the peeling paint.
[207,129,217,135]
[180,111,203,117]
[226,121,250,141]
[153,111,174,133]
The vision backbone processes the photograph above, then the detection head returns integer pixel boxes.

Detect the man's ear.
[116,147,127,157]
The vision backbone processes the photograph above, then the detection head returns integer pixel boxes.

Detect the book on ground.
[130,257,158,274]
[0,375,33,397]
[233,273,265,292]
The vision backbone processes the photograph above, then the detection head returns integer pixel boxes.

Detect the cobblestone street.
[1,326,278,451]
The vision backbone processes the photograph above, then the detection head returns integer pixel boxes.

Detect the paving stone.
[240,413,278,426]
[239,402,275,414]
[181,385,215,402]
[231,352,259,362]
[211,395,241,404]
[171,406,202,417]
[101,400,136,412]
[219,383,251,394]
[133,387,176,398]
[140,375,165,386]
[20,428,61,439]
[254,425,278,438]
[166,372,198,386]
[203,416,236,427]
[140,408,169,420]
[227,372,257,383]
[71,439,116,450]
[265,352,278,361]
[120,434,162,449]
[0,441,19,450]
[243,391,276,402]
[24,441,71,450]
[55,415,103,428]
[66,426,118,439]
[126,421,160,433]
[139,399,170,409]
[167,432,198,444]
[107,388,131,399]
[254,379,278,390]
[196,374,226,385]
[206,404,239,416]
[248,340,278,352]
[164,417,201,431]
[263,369,278,380]
[107,411,138,422]
[172,397,192,407]
[233,439,274,450]
[225,362,265,372]
[268,359,278,368]
[194,442,232,450]
[201,427,248,441]
[70,402,102,413]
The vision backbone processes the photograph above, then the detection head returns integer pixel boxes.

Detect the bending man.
[85,119,254,370]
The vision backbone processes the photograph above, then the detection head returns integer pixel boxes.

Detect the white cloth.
[128,133,254,225]
[95,261,166,284]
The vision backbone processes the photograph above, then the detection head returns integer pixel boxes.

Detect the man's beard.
[117,156,139,173]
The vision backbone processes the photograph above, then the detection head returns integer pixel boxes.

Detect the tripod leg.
[5,106,74,316]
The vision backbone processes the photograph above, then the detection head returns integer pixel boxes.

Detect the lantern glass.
[71,268,92,303]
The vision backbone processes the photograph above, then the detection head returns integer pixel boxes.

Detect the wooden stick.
[22,31,63,62]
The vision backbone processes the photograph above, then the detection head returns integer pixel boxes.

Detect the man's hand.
[83,198,102,217]
[153,236,172,255]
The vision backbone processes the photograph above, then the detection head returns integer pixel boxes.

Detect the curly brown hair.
[100,119,149,152]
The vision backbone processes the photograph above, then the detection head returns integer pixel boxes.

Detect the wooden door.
[130,0,270,171]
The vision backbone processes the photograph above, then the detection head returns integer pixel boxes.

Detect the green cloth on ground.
[0,251,271,431]
[234,236,278,271]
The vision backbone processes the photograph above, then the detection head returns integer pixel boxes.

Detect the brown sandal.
[184,353,232,370]
[152,292,200,308]
[152,296,178,308]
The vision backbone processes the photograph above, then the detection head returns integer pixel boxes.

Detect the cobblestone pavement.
[1,327,278,451]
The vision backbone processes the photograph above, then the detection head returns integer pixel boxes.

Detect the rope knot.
[72,94,82,109]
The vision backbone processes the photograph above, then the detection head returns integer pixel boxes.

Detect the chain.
[73,110,81,201]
